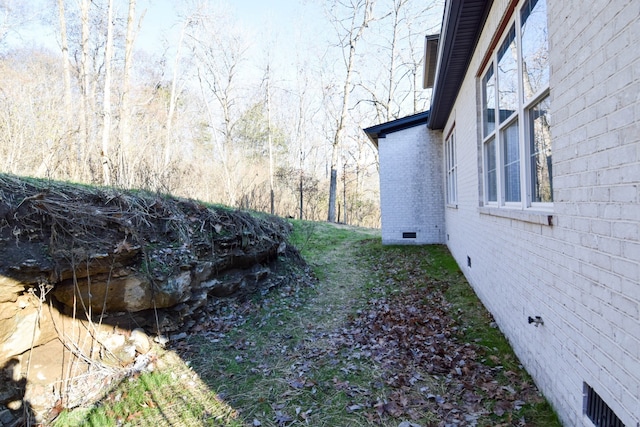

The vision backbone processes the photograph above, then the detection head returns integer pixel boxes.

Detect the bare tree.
[326,0,375,223]
[0,0,391,226]
[99,0,114,185]
[78,0,91,180]
[57,0,72,123]
[117,0,140,186]
[187,5,250,207]
[34,0,73,178]
[358,0,440,122]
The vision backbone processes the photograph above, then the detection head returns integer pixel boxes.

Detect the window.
[529,96,552,202]
[484,137,497,202]
[502,120,520,202]
[445,129,457,205]
[481,0,551,208]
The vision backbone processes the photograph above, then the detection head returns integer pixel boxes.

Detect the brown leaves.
[172,242,548,426]
[320,247,544,425]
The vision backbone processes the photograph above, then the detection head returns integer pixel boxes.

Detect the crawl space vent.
[402,232,417,239]
[584,383,625,427]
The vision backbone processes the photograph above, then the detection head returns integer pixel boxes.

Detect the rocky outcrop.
[0,174,301,420]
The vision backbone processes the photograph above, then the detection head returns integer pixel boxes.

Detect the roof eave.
[427,0,493,130]
[363,111,430,149]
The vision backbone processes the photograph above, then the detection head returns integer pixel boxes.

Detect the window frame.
[480,0,551,211]
[445,127,457,207]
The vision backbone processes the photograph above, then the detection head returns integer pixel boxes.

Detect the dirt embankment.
[0,174,303,424]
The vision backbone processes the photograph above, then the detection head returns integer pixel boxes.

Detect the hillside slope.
[0,174,301,424]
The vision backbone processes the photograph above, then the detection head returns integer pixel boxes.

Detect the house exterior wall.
[441,0,639,426]
[378,124,445,245]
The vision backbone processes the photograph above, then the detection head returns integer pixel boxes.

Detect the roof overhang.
[427,0,493,130]
[363,111,430,149]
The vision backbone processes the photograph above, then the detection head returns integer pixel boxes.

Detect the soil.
[0,174,301,425]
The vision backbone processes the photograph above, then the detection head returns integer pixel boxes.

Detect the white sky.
[136,0,323,53]
[2,0,324,58]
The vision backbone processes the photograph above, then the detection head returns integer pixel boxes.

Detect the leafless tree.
[325,0,376,223]
[187,4,250,207]
[99,0,114,185]
[117,0,141,186]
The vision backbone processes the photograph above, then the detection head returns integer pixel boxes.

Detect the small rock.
[5,401,21,411]
[154,335,169,346]
[130,329,151,354]
[101,333,126,352]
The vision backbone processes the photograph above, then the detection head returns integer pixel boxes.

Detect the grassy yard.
[54,220,560,426]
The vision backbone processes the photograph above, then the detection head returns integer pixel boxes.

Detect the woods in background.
[0,0,441,228]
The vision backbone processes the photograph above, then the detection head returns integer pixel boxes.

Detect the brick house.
[364,0,639,426]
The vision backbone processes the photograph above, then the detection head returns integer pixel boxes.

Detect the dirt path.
[300,227,381,334]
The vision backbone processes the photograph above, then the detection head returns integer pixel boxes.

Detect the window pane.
[485,137,497,202]
[521,0,549,101]
[446,133,457,204]
[502,121,520,202]
[530,96,552,202]
[498,26,518,123]
[482,65,496,137]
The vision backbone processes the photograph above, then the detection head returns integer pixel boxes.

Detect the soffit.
[428,0,493,130]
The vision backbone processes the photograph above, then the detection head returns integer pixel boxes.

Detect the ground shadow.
[0,358,33,427]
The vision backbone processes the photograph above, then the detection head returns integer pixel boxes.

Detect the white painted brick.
[610,185,637,203]
[622,241,640,260]
[612,290,640,320]
[369,0,640,425]
[590,219,611,237]
[426,0,640,425]
[377,123,445,245]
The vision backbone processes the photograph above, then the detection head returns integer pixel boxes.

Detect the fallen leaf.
[274,411,293,425]
[384,400,404,417]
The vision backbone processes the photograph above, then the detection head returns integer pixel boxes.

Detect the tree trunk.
[58,0,72,123]
[37,0,72,177]
[79,0,90,181]
[266,64,274,215]
[327,0,374,222]
[118,0,138,186]
[328,168,338,222]
[100,0,114,185]
[165,20,187,173]
[299,169,303,220]
[343,161,348,225]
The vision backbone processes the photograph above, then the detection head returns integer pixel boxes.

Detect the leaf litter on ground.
[60,221,559,426]
[175,224,558,426]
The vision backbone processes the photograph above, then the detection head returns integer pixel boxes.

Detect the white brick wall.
[438,0,640,426]
[378,124,445,245]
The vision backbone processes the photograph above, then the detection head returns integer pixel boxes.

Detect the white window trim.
[445,128,457,207]
[480,0,552,213]
[525,90,552,210]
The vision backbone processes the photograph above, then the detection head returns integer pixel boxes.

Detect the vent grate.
[402,232,417,239]
[584,383,625,427]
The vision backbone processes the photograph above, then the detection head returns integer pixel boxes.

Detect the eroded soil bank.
[0,174,302,424]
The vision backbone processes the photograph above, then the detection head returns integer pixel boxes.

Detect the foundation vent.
[584,383,625,427]
[402,232,417,239]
